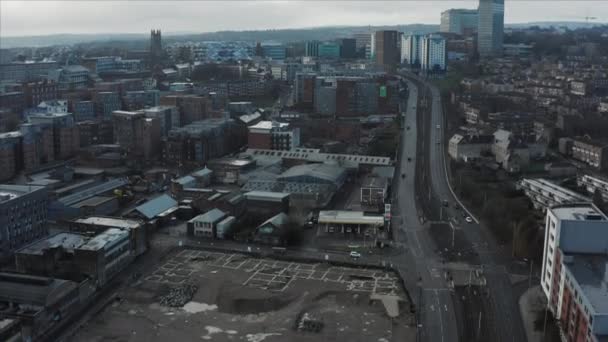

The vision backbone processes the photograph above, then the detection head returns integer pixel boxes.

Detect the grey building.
[478,0,504,57]
[0,185,48,260]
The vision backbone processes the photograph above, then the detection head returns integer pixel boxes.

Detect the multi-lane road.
[392,75,527,342]
[391,80,458,342]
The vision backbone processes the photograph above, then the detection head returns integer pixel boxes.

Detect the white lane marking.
[435,290,445,342]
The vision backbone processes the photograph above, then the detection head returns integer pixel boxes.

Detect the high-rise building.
[261,42,286,60]
[318,42,341,59]
[374,30,399,73]
[354,33,372,58]
[339,38,357,59]
[440,9,479,35]
[150,29,163,67]
[401,34,423,66]
[421,34,447,71]
[478,0,504,57]
[0,184,48,260]
[305,41,320,57]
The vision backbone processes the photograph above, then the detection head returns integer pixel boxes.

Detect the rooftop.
[0,272,78,308]
[191,167,213,178]
[564,254,608,315]
[17,232,87,255]
[0,184,45,203]
[79,228,129,251]
[279,163,346,185]
[551,203,608,222]
[190,208,226,223]
[173,175,196,186]
[135,194,178,219]
[244,191,290,202]
[318,210,384,226]
[73,216,142,229]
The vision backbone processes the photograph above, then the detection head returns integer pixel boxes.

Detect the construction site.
[71,249,416,342]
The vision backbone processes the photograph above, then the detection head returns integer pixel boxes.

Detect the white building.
[401,34,423,66]
[421,34,447,71]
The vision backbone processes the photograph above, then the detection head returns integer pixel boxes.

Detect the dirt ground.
[71,249,416,342]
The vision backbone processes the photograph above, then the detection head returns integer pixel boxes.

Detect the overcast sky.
[1,1,607,37]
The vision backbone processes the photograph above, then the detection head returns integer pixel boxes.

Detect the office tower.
[339,38,357,59]
[440,9,479,35]
[478,0,504,57]
[374,30,399,73]
[305,41,320,57]
[421,35,447,71]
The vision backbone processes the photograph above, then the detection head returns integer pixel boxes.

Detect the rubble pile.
[295,312,324,333]
[159,283,198,307]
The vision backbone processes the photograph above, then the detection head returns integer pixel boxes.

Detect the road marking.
[435,289,445,342]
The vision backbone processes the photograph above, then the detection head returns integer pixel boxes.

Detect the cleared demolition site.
[71,249,416,342]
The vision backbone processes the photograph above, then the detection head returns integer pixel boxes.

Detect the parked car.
[465,216,473,223]
[350,251,362,259]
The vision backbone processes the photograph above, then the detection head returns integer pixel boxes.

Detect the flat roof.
[318,210,384,226]
[246,148,391,167]
[361,175,388,188]
[73,216,142,229]
[550,204,608,222]
[244,191,290,202]
[565,255,608,314]
[521,178,590,202]
[17,232,86,255]
[0,184,45,203]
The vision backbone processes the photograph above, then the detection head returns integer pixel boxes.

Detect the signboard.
[379,85,387,98]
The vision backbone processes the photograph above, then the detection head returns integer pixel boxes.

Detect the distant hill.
[1,21,604,49]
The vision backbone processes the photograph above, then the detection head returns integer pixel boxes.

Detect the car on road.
[465,216,473,223]
[406,126,410,130]
[305,221,314,229]
[401,173,406,178]
[436,124,440,129]
[442,200,449,207]
[407,157,412,162]
[436,141,441,145]
[350,251,362,259]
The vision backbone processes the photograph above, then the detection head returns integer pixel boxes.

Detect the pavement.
[519,286,545,342]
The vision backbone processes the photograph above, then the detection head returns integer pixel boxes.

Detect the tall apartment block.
[541,204,608,342]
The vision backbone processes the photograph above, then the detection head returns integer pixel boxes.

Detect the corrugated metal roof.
[278,163,346,185]
[135,194,178,219]
[173,175,196,186]
[191,167,212,177]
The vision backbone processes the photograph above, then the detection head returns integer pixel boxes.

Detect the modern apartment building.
[401,34,423,66]
[421,34,447,71]
[248,121,300,151]
[541,204,608,342]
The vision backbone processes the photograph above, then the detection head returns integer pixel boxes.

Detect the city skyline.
[1,0,607,37]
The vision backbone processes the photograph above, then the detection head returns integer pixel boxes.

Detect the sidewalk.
[519,285,545,342]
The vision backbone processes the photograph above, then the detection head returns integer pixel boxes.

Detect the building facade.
[374,30,399,73]
[421,34,447,71]
[0,185,48,260]
[440,9,479,35]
